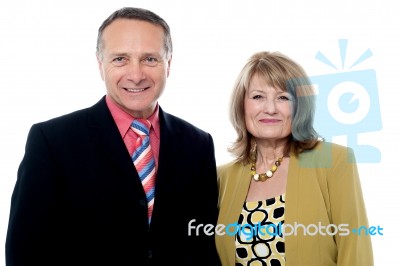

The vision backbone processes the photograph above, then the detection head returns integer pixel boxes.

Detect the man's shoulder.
[33,97,106,129]
[161,109,210,137]
[34,107,89,129]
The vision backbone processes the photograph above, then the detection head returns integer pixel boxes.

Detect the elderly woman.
[216,51,373,265]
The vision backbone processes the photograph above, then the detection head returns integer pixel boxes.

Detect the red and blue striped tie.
[131,119,156,224]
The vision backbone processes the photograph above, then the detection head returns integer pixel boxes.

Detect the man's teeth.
[126,88,145,92]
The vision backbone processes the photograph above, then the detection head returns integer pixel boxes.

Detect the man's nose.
[126,61,146,83]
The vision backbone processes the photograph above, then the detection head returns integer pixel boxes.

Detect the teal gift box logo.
[309,39,382,164]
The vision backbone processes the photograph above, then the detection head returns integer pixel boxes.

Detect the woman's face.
[244,74,293,143]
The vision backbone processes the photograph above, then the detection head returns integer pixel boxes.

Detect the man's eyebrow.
[108,52,130,58]
[107,52,162,59]
[142,52,163,58]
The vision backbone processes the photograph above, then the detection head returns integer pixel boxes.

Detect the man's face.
[97,18,171,118]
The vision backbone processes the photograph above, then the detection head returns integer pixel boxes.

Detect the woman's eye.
[278,95,292,101]
[278,96,288,100]
[252,95,262,100]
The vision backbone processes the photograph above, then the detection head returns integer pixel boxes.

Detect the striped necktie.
[130,119,156,224]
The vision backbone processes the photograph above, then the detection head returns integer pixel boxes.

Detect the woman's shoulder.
[217,160,238,175]
[305,141,353,155]
[298,141,355,167]
[216,160,250,193]
[217,159,249,181]
[217,160,241,174]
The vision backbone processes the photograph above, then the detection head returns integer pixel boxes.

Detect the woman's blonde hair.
[228,51,320,163]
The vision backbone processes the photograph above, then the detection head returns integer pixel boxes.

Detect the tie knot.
[131,119,151,136]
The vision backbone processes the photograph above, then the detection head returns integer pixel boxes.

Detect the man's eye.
[143,57,158,66]
[112,57,127,65]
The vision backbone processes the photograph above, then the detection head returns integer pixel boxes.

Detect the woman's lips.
[260,119,281,123]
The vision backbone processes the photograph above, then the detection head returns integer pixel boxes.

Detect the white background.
[1,0,398,264]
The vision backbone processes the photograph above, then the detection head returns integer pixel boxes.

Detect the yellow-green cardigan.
[216,142,373,265]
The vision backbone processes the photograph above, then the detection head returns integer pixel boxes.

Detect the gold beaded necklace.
[251,156,283,182]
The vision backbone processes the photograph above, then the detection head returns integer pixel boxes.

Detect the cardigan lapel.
[217,162,252,265]
[284,151,300,265]
[226,163,252,222]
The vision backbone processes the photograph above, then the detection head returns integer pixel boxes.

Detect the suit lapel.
[150,108,182,223]
[87,97,145,193]
[156,107,184,177]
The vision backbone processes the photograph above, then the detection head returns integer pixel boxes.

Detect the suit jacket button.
[139,199,146,206]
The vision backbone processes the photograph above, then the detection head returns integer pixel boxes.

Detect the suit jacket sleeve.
[6,124,60,265]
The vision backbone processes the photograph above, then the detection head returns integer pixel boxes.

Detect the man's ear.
[166,53,172,77]
[96,53,105,81]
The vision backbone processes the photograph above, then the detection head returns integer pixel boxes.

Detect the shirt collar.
[105,95,160,139]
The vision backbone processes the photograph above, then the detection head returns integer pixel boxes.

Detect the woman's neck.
[255,139,288,166]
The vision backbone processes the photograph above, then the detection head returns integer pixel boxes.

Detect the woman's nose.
[263,98,277,114]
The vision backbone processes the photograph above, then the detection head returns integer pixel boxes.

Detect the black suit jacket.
[6,97,221,266]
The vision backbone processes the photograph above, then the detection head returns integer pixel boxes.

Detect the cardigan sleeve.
[327,146,374,265]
